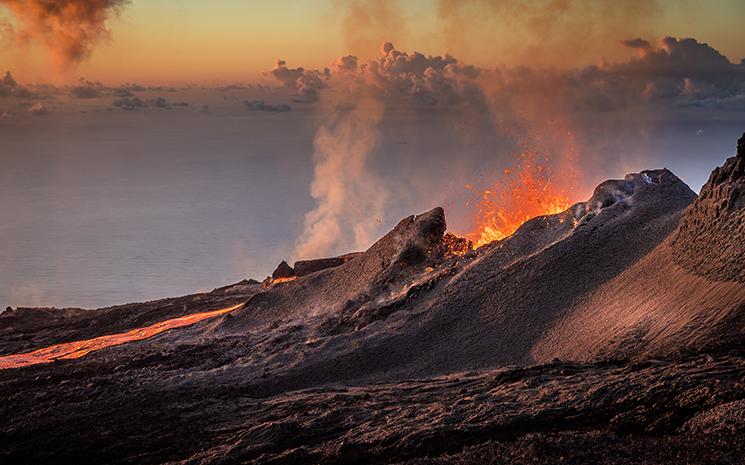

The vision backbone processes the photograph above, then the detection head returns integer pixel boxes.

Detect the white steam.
[294,89,387,259]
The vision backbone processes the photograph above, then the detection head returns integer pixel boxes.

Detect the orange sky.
[1,0,744,84]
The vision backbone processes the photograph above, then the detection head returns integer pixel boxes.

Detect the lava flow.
[466,149,575,248]
[0,303,243,370]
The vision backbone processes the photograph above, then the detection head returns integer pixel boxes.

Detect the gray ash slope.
[202,167,700,389]
[2,135,745,464]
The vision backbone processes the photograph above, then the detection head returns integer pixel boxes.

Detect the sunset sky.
[2,0,745,309]
[1,0,745,84]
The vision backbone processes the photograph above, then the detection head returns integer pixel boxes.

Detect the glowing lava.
[466,149,574,248]
[0,303,243,370]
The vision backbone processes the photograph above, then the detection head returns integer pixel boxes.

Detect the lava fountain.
[465,143,578,248]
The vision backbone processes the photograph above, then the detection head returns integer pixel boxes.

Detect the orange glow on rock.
[466,148,575,248]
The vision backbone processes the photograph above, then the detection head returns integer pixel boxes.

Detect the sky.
[1,0,745,308]
[1,0,745,84]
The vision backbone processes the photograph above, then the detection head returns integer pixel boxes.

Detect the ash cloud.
[0,0,130,68]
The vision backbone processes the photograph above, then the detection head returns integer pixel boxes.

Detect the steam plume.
[294,85,388,259]
[0,0,130,68]
[280,36,745,256]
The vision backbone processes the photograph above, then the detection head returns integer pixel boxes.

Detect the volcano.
[2,135,745,464]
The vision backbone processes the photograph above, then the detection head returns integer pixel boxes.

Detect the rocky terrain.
[1,134,744,464]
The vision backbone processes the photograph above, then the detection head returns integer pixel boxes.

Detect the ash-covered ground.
[1,134,745,464]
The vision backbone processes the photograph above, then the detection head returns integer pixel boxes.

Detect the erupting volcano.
[2,1,745,462]
[465,146,577,247]
[2,134,745,465]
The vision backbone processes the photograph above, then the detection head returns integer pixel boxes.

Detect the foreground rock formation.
[1,135,745,464]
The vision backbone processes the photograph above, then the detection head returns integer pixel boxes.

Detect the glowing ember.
[466,150,574,248]
[442,232,473,257]
[0,303,243,370]
[262,276,298,288]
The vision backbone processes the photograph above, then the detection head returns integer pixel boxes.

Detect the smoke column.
[0,0,130,68]
[294,87,388,259]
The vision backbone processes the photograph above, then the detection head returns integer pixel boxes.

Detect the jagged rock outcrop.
[536,137,745,362]
[670,132,745,282]
[224,207,447,324]
[293,253,362,277]
[271,261,295,279]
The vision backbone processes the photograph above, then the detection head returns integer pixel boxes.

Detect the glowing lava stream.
[0,303,243,370]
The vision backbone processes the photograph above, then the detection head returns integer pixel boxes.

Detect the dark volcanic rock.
[671,132,745,282]
[0,281,260,355]
[2,353,745,464]
[225,206,448,324]
[293,253,362,277]
[271,260,295,279]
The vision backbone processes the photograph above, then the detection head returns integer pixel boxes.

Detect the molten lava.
[442,232,473,257]
[0,303,243,370]
[466,149,574,248]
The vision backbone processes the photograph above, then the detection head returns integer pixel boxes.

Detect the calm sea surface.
[1,107,317,309]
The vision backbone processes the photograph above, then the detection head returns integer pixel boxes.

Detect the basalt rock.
[293,253,362,277]
[671,132,745,282]
[271,260,295,279]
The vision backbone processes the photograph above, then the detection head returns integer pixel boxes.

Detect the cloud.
[592,36,745,107]
[270,43,484,108]
[28,102,49,115]
[112,96,146,110]
[0,70,18,96]
[621,38,652,51]
[0,70,42,98]
[272,36,745,113]
[617,36,733,74]
[280,36,745,256]
[0,0,130,68]
[269,59,328,103]
[111,95,189,111]
[244,99,291,112]
[70,78,104,98]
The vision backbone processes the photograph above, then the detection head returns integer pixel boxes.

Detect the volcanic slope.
[189,168,699,392]
[3,136,745,464]
[533,135,745,362]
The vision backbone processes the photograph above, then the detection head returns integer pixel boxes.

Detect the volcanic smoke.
[0,0,130,68]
